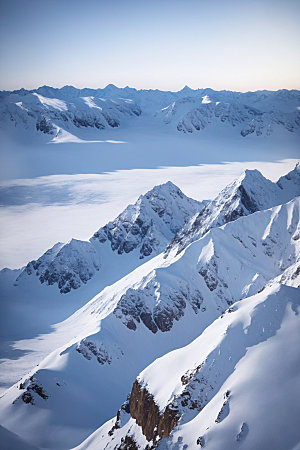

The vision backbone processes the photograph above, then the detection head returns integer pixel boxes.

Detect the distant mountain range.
[1,85,299,140]
[0,164,299,449]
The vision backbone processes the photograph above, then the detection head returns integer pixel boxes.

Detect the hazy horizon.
[1,0,299,92]
[2,82,300,93]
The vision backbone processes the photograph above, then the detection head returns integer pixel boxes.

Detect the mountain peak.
[104,83,118,90]
[93,180,203,258]
[238,168,271,189]
[16,181,203,293]
[144,180,182,195]
[243,168,263,177]
[179,85,194,93]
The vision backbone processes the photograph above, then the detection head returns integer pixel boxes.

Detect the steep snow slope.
[0,197,299,449]
[15,181,202,293]
[86,284,300,450]
[166,162,300,256]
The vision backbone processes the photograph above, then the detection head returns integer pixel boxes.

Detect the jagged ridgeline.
[15,182,204,293]
[0,164,299,449]
[1,86,300,139]
[14,164,300,295]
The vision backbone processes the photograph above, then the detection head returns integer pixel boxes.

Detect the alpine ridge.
[165,163,300,256]
[1,86,299,141]
[14,181,203,293]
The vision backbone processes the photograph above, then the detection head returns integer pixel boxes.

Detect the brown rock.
[129,380,179,442]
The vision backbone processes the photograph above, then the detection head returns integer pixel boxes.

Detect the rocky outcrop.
[113,280,204,334]
[14,376,48,406]
[16,239,100,293]
[92,181,202,259]
[116,435,139,450]
[76,339,112,365]
[129,380,179,442]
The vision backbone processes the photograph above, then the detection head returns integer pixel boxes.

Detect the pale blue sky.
[0,0,299,91]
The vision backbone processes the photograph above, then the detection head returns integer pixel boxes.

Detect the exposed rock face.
[92,181,202,259]
[113,279,204,334]
[16,239,100,293]
[129,380,179,442]
[76,339,112,365]
[36,116,56,134]
[116,435,139,450]
[15,376,48,406]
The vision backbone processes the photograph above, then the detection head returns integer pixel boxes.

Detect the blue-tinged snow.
[0,195,298,449]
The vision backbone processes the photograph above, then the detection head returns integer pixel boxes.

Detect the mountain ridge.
[166,163,300,256]
[1,86,299,140]
[14,181,203,293]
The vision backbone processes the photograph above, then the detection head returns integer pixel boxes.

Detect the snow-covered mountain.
[1,194,299,449]
[14,181,203,293]
[0,91,141,139]
[0,166,296,396]
[166,162,300,256]
[87,283,300,450]
[0,182,204,397]
[157,96,300,136]
[1,85,299,140]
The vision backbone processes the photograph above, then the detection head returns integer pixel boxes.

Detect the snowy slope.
[86,283,300,450]
[1,86,299,140]
[14,181,202,293]
[0,196,299,449]
[0,91,141,140]
[166,162,300,256]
